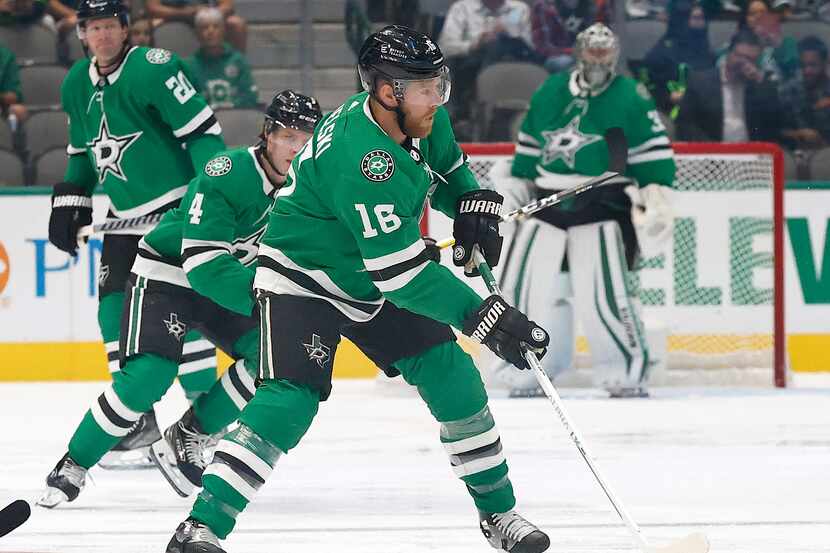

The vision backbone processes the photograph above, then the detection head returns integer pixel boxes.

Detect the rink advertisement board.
[0,186,829,379]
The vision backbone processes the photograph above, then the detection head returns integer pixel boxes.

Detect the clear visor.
[396,66,452,107]
[270,127,313,152]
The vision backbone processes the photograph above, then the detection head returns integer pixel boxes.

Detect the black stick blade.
[0,499,31,538]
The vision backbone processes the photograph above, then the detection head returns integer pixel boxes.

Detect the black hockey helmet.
[358,25,450,106]
[262,90,323,137]
[76,0,130,28]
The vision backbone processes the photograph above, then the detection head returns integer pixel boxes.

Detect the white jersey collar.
[362,95,389,136]
[88,46,137,87]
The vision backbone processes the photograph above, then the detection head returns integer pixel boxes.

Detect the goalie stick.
[466,245,710,553]
[0,499,30,538]
[76,212,164,246]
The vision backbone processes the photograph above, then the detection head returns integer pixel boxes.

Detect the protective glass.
[396,66,452,107]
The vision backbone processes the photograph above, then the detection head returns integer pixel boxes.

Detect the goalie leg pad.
[489,219,574,392]
[567,221,651,393]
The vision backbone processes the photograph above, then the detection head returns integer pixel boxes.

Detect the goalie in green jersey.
[38,89,323,507]
[166,26,552,553]
[43,0,227,471]
[489,23,677,399]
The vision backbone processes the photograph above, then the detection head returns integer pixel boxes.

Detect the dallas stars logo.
[540,116,602,169]
[303,333,331,368]
[163,313,187,341]
[87,115,141,183]
[361,150,395,182]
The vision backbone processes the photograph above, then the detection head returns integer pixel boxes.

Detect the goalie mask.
[574,23,620,95]
[358,25,451,134]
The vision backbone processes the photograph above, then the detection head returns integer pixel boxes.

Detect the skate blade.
[149,440,195,498]
[36,487,69,509]
[646,532,710,553]
[98,447,154,470]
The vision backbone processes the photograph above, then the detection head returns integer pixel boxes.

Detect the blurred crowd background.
[1,0,830,185]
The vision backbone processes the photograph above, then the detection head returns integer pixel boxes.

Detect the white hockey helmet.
[574,23,620,94]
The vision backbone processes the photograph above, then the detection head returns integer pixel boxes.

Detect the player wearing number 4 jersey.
[167,26,551,553]
[39,90,322,507]
[42,0,225,476]
[490,23,677,399]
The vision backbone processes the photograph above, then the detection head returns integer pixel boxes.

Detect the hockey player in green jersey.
[38,90,323,507]
[490,23,676,398]
[40,0,226,498]
[167,26,552,553]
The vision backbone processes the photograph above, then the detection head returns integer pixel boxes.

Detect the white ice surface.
[0,379,828,553]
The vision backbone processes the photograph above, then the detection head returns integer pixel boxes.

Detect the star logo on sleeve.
[540,116,602,169]
[303,333,331,368]
[87,114,142,183]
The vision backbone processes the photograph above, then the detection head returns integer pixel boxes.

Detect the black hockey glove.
[422,236,442,264]
[49,182,92,257]
[452,190,504,277]
[462,295,549,371]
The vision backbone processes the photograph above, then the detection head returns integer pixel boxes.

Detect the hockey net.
[457,142,786,387]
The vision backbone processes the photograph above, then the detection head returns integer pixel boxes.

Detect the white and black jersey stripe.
[90,385,143,438]
[362,239,432,294]
[203,437,280,501]
[627,136,674,165]
[133,240,190,288]
[181,239,233,274]
[515,131,541,158]
[174,105,222,140]
[255,244,384,322]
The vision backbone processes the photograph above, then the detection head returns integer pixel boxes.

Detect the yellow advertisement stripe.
[787,335,830,373]
[0,339,382,381]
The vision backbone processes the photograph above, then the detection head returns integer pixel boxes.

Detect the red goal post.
[449,141,786,387]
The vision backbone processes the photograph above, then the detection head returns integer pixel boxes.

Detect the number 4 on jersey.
[188,193,204,224]
[355,203,401,238]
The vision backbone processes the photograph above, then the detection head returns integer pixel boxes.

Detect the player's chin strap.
[371,92,411,139]
[255,143,287,189]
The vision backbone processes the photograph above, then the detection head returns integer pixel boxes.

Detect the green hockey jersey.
[134,146,275,316]
[254,92,483,328]
[513,71,675,204]
[61,46,223,218]
[187,44,258,109]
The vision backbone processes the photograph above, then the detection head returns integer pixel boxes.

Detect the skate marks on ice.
[0,381,828,552]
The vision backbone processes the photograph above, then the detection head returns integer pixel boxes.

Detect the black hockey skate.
[37,453,87,508]
[479,510,550,553]
[98,409,161,470]
[150,407,213,497]
[166,518,226,553]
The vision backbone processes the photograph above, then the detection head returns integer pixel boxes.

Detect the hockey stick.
[0,499,31,538]
[76,212,164,245]
[466,246,709,553]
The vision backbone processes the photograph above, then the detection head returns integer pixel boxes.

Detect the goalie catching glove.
[453,190,504,276]
[49,182,93,257]
[463,295,549,370]
[624,183,674,258]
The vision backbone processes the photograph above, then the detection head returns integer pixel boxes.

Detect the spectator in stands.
[781,36,830,149]
[186,7,256,110]
[643,0,714,114]
[530,0,610,74]
[129,16,154,47]
[0,43,27,129]
[145,0,247,52]
[676,29,786,142]
[439,0,537,132]
[736,0,798,80]
[0,0,46,25]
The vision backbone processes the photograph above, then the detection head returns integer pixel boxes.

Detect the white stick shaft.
[471,247,651,551]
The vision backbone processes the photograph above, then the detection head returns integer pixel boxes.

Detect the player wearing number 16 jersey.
[167,25,551,553]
